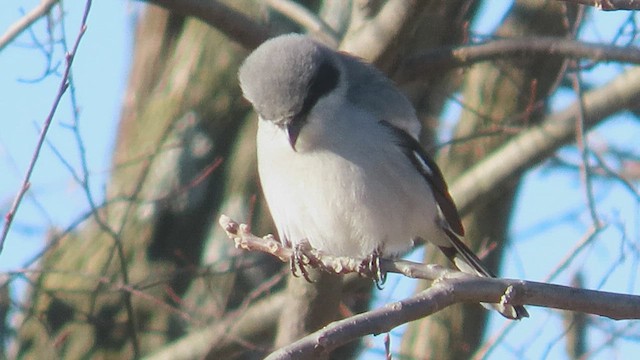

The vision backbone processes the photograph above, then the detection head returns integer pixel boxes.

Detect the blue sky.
[1,1,639,359]
[1,0,129,267]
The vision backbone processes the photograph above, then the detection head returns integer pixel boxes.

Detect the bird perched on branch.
[238,33,528,320]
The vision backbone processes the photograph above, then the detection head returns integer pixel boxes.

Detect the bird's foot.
[290,242,314,282]
[366,249,387,289]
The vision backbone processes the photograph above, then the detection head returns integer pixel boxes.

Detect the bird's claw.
[290,243,314,282]
[368,249,386,289]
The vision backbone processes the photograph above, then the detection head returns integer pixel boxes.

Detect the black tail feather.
[439,227,529,320]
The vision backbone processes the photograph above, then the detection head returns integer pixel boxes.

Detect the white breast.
[256,102,441,258]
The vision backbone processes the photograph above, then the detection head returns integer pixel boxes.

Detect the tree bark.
[15,2,279,359]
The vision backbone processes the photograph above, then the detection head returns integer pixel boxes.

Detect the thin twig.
[544,226,601,283]
[63,0,142,355]
[571,61,604,228]
[556,0,640,10]
[0,0,59,52]
[592,149,640,200]
[473,226,601,360]
[451,66,640,216]
[0,0,91,254]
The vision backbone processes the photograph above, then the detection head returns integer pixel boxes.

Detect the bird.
[238,33,528,320]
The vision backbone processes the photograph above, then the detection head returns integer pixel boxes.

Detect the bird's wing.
[381,121,529,319]
[379,121,464,237]
[338,52,462,235]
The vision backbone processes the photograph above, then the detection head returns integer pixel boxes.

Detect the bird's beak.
[285,118,303,151]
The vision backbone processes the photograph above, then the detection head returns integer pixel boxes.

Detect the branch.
[340,0,425,62]
[219,216,640,319]
[555,0,640,10]
[140,0,270,50]
[571,62,604,228]
[148,205,640,360]
[266,270,640,359]
[219,213,640,356]
[218,215,640,358]
[265,0,339,47]
[0,0,58,52]
[144,292,285,360]
[0,0,91,254]
[398,37,640,82]
[451,66,640,215]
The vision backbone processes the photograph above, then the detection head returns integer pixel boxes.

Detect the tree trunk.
[15,2,280,359]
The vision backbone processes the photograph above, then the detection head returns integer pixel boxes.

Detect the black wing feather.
[379,121,464,236]
[380,121,529,319]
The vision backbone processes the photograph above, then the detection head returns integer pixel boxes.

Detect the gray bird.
[238,33,528,320]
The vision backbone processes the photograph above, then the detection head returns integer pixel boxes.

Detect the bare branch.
[265,267,640,359]
[556,0,640,10]
[220,215,451,280]
[144,292,285,360]
[265,0,339,47]
[571,62,604,228]
[592,149,640,200]
[141,0,270,50]
[220,216,640,320]
[451,66,640,216]
[0,0,91,254]
[0,0,59,52]
[399,37,640,82]
[340,0,425,62]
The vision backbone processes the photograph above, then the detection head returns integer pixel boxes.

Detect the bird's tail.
[439,227,529,320]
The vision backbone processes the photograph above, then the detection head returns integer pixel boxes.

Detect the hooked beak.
[285,117,304,151]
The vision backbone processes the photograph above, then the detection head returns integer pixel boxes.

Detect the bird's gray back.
[339,52,421,138]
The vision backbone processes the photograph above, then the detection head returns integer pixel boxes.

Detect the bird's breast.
[256,119,439,258]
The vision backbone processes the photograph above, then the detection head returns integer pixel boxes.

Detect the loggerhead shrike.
[238,34,528,320]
